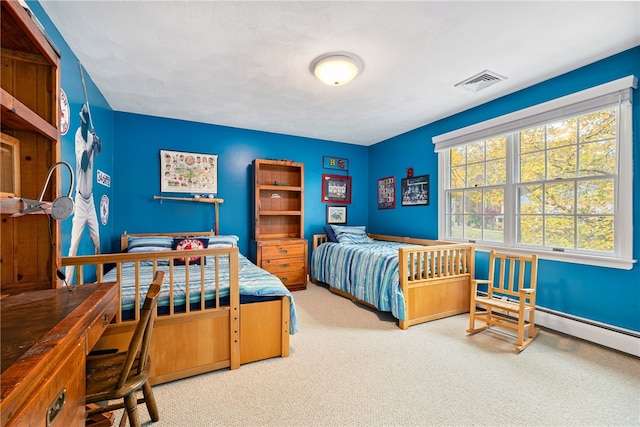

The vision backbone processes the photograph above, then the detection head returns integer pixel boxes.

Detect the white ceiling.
[39,1,640,146]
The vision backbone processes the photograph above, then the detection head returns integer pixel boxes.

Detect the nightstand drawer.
[271,269,306,287]
[262,258,305,274]
[260,243,306,259]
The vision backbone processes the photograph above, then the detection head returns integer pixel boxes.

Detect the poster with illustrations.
[161,149,218,194]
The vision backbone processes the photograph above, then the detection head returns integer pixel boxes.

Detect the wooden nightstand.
[251,239,307,291]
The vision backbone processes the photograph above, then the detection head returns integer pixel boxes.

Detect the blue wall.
[111,113,368,256]
[33,1,639,333]
[29,1,115,261]
[368,47,640,332]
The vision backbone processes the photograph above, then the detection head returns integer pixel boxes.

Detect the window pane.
[577,180,614,215]
[579,109,616,143]
[467,162,484,187]
[450,146,466,167]
[450,166,466,189]
[449,214,464,238]
[520,152,545,183]
[545,216,575,248]
[467,141,484,163]
[545,182,575,215]
[486,137,506,160]
[577,216,613,252]
[547,118,577,149]
[547,145,577,179]
[449,191,464,215]
[486,159,506,185]
[579,139,616,176]
[465,189,482,214]
[520,126,545,154]
[518,215,543,245]
[483,188,504,242]
[464,215,482,239]
[518,185,543,214]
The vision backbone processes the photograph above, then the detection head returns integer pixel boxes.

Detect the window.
[433,76,636,269]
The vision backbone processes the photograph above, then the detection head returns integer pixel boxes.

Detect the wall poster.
[161,149,218,194]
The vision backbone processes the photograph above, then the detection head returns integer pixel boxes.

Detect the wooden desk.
[1,283,118,427]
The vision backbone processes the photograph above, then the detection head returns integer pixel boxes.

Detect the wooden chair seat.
[467,251,539,352]
[86,271,164,427]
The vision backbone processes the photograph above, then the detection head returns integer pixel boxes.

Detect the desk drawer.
[86,293,118,353]
[260,242,306,259]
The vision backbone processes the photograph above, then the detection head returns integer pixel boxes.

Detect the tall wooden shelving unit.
[250,159,307,291]
[1,0,62,293]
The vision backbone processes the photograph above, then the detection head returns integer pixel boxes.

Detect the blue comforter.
[311,241,416,321]
[103,253,298,334]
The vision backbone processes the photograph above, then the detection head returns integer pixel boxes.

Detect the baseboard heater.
[534,306,639,357]
[475,292,639,357]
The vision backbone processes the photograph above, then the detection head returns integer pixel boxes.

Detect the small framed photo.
[322,174,352,204]
[401,174,429,206]
[377,176,395,209]
[326,205,347,224]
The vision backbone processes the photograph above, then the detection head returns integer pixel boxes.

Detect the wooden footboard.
[311,233,474,329]
[62,239,291,385]
[397,243,474,329]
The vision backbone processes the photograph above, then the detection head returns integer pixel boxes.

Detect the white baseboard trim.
[536,307,640,357]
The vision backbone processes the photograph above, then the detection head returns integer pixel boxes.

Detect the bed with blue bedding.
[311,229,475,329]
[63,231,297,385]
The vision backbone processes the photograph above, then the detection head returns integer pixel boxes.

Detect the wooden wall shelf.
[153,195,224,233]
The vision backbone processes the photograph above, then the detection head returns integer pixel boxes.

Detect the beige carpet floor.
[118,281,640,426]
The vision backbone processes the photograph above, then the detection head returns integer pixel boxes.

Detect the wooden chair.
[467,251,539,352]
[85,271,164,427]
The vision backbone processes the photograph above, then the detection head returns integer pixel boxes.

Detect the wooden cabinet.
[1,0,62,294]
[1,283,118,427]
[251,159,307,290]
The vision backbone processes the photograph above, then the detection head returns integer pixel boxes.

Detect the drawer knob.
[279,263,289,268]
[279,249,288,255]
[102,313,109,327]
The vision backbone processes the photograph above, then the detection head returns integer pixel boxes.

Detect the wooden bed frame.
[311,233,475,329]
[62,231,290,386]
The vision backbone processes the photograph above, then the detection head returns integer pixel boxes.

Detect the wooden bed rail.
[62,247,240,324]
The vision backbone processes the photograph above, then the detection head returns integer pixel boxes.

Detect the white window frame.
[433,76,637,270]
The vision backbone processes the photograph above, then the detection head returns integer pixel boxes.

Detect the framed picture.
[161,149,218,194]
[0,133,20,197]
[401,174,429,206]
[322,174,351,204]
[377,176,395,209]
[326,205,347,224]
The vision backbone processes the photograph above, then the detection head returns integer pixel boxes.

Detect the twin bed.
[62,227,474,384]
[311,232,475,329]
[62,231,296,385]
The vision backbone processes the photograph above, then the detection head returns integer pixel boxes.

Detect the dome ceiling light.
[310,52,364,86]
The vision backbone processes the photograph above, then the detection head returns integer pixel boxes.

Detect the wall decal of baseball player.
[64,100,102,282]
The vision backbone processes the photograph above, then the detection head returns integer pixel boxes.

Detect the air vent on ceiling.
[455,70,507,92]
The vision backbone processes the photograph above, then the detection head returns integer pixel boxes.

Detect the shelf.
[1,89,58,140]
[257,185,302,192]
[258,211,302,216]
[153,195,224,204]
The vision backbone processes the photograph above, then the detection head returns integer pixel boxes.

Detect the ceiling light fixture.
[310,52,363,86]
